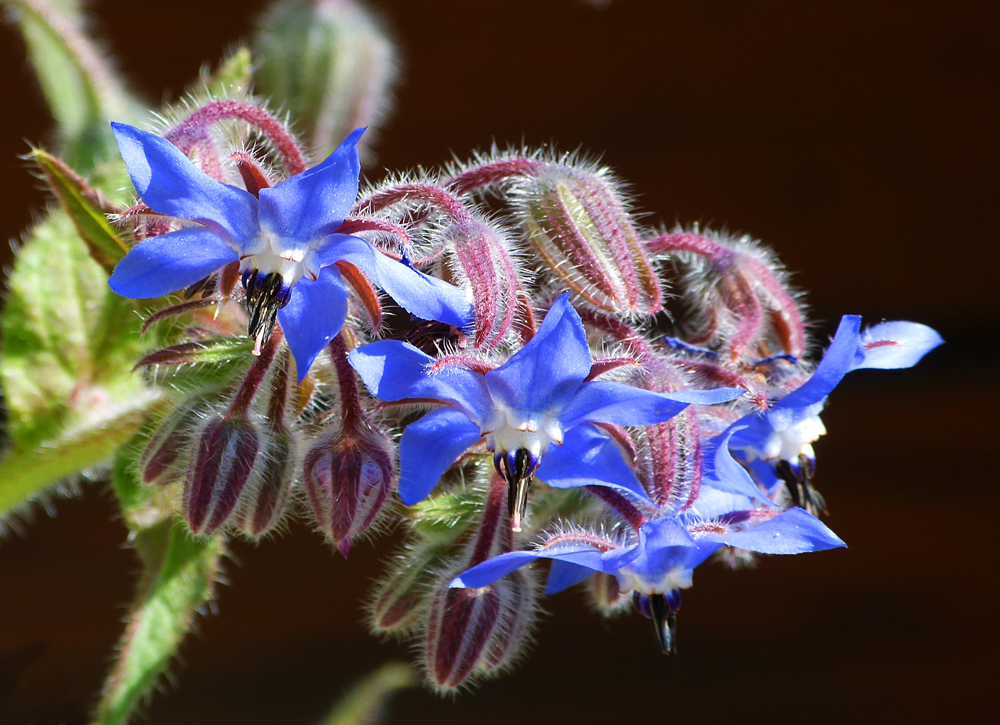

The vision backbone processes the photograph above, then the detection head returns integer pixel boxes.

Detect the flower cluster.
[107,97,941,691]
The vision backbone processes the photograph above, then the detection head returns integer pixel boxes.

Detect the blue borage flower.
[726,315,942,506]
[107,122,473,380]
[450,435,844,652]
[349,293,744,528]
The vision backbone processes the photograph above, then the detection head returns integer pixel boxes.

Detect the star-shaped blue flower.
[107,122,473,380]
[726,315,942,503]
[349,293,744,527]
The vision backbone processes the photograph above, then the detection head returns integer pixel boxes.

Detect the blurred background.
[0,0,996,722]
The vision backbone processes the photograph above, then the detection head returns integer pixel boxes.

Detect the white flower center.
[240,228,321,288]
[757,414,827,464]
[619,566,693,596]
[483,402,564,459]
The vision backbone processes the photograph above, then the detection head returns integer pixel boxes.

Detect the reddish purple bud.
[140,403,203,485]
[370,546,445,634]
[184,415,260,535]
[513,163,662,314]
[303,426,395,556]
[233,430,297,538]
[425,582,503,690]
[478,570,539,674]
[447,217,521,349]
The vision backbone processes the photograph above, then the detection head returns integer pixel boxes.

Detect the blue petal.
[108,226,237,298]
[623,519,710,584]
[485,293,591,413]
[545,561,595,594]
[703,425,774,504]
[451,541,642,590]
[277,266,349,382]
[775,315,862,411]
[398,408,483,505]
[852,321,943,370]
[698,507,845,555]
[536,424,653,504]
[348,341,492,423]
[560,381,743,429]
[329,235,473,329]
[258,128,364,241]
[111,123,258,244]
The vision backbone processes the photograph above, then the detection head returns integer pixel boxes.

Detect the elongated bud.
[254,0,398,160]
[140,402,204,485]
[512,163,662,314]
[424,476,516,689]
[447,217,521,349]
[370,545,446,634]
[184,415,261,535]
[303,425,395,557]
[477,569,539,674]
[647,229,807,362]
[425,583,502,690]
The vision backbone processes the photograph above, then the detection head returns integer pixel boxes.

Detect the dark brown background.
[1,1,996,723]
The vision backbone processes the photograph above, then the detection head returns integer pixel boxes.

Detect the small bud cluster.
[114,87,938,693]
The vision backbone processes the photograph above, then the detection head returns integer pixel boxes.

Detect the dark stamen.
[775,454,826,515]
[493,447,539,532]
[243,270,292,352]
[647,591,681,654]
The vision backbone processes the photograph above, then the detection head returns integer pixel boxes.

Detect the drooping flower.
[107,122,473,380]
[450,433,843,652]
[349,293,744,528]
[726,315,942,508]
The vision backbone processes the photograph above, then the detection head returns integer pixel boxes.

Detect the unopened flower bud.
[233,428,298,538]
[184,415,260,535]
[369,545,446,634]
[303,425,395,557]
[425,580,503,690]
[446,216,521,349]
[140,402,203,486]
[477,569,539,674]
[512,163,662,314]
[254,0,398,160]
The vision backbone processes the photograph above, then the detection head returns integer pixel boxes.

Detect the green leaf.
[0,398,161,521]
[0,208,151,450]
[4,0,139,170]
[320,663,415,725]
[95,454,225,725]
[31,147,130,273]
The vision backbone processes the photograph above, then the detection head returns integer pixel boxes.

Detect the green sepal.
[192,46,255,100]
[30,147,130,273]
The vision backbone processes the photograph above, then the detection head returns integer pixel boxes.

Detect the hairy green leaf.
[320,662,415,725]
[95,454,224,725]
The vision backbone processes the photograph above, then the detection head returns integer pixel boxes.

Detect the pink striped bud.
[477,569,539,674]
[184,415,261,535]
[425,581,503,690]
[512,163,662,314]
[140,402,204,486]
[303,425,395,557]
[370,545,446,634]
[233,429,297,538]
[447,217,521,349]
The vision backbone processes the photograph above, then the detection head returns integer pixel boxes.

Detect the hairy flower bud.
[512,163,662,314]
[446,216,521,349]
[370,544,446,634]
[477,569,539,674]
[425,582,501,690]
[303,425,395,557]
[233,428,297,538]
[184,415,260,535]
[254,0,398,160]
[140,402,204,486]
